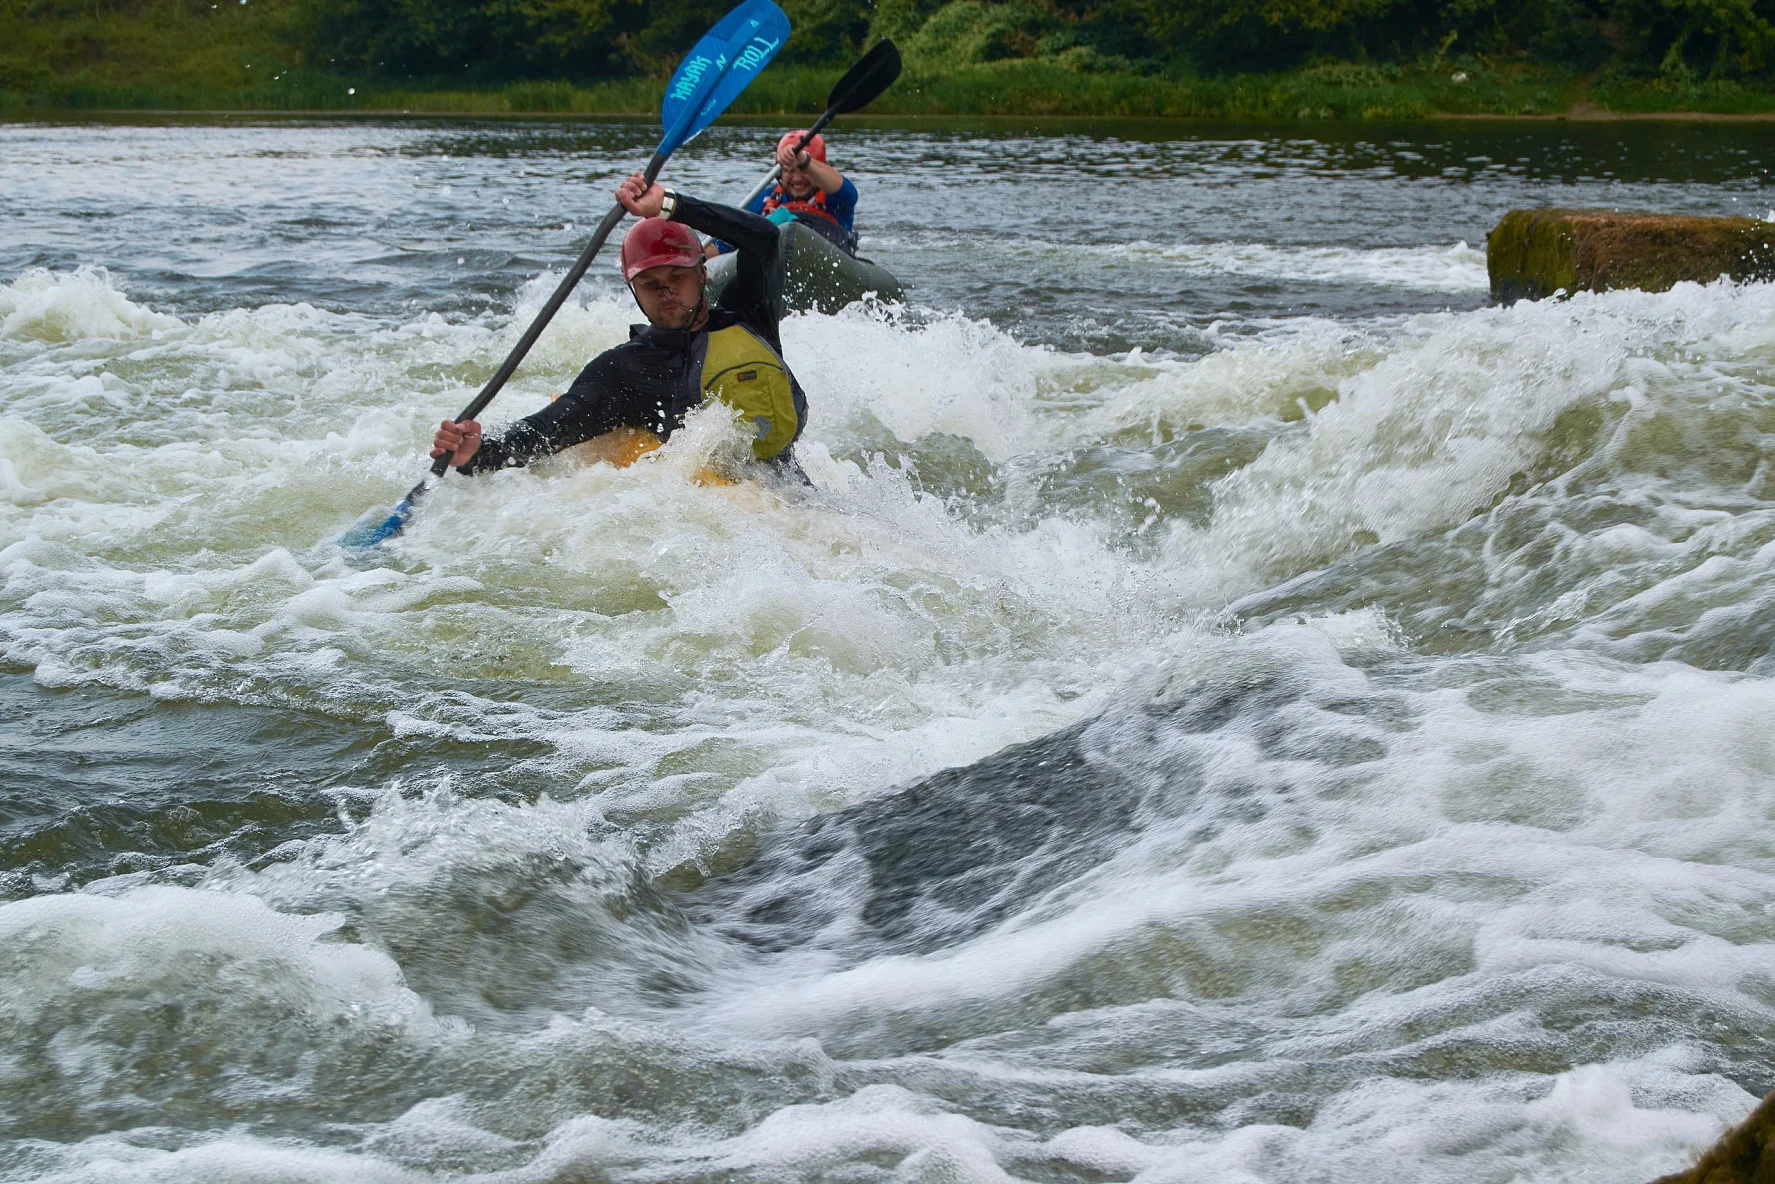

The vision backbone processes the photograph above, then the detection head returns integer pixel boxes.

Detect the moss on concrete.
[1649,1090,1775,1184]
[1488,208,1775,302]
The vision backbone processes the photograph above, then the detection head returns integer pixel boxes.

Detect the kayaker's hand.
[617,173,666,218]
[431,419,482,469]
[775,140,808,171]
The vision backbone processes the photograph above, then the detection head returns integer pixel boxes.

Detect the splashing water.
[2,118,1773,1184]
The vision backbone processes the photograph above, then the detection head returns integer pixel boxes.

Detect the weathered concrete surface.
[1648,1090,1775,1184]
[1488,208,1775,302]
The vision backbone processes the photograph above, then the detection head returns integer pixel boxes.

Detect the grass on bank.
[338,60,1572,120]
[6,0,1775,118]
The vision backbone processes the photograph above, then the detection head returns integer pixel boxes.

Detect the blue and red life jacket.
[761,183,840,226]
[760,184,858,255]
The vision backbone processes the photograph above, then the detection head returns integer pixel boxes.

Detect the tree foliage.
[293,0,643,78]
[290,0,873,77]
[285,0,1775,81]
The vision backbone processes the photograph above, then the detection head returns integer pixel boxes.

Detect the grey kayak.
[707,219,904,317]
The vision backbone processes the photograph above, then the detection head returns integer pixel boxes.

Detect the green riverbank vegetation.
[8,0,1775,117]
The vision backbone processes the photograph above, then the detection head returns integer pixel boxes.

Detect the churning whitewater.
[2,118,1773,1184]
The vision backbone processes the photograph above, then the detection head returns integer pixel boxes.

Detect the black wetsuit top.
[459,193,806,474]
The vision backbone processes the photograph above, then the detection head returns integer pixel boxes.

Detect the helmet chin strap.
[629,271,708,331]
[684,267,709,330]
[684,290,709,331]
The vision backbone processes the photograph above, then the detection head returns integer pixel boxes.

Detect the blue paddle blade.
[340,495,416,549]
[658,0,789,156]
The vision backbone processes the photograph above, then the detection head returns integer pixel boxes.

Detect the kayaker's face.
[781,160,815,198]
[630,264,705,330]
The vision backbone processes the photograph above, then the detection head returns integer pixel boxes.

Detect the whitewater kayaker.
[708,130,859,257]
[430,172,807,477]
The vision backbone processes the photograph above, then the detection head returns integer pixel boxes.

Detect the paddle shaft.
[737,110,842,212]
[428,150,668,477]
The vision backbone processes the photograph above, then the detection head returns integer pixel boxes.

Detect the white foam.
[7,250,1775,1184]
[21,1135,427,1183]
[688,630,1775,1040]
[1130,237,1489,292]
[703,1084,1020,1182]
[873,235,1490,293]
[0,266,181,343]
[0,884,462,1148]
[1058,1059,1746,1184]
[783,303,1073,461]
[1153,280,1775,599]
[0,885,443,1030]
[1085,316,1379,438]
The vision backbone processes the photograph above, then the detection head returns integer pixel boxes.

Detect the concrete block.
[1646,1090,1775,1184]
[1488,208,1775,302]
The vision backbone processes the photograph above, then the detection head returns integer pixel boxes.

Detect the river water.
[3,115,1774,1183]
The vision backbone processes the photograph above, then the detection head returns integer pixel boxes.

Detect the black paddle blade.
[826,39,900,115]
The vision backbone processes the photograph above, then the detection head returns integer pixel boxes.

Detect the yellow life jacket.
[695,322,800,461]
[554,323,800,473]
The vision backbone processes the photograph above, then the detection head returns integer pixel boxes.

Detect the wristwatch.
[659,186,679,219]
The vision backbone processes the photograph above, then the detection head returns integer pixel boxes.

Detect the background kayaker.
[707,130,859,257]
[430,172,808,477]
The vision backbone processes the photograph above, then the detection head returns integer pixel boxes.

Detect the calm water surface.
[2,115,1774,1183]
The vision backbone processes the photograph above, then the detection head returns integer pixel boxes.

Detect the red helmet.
[778,130,826,164]
[621,218,702,281]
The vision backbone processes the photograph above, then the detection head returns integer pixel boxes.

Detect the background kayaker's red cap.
[779,130,826,163]
[621,218,703,281]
